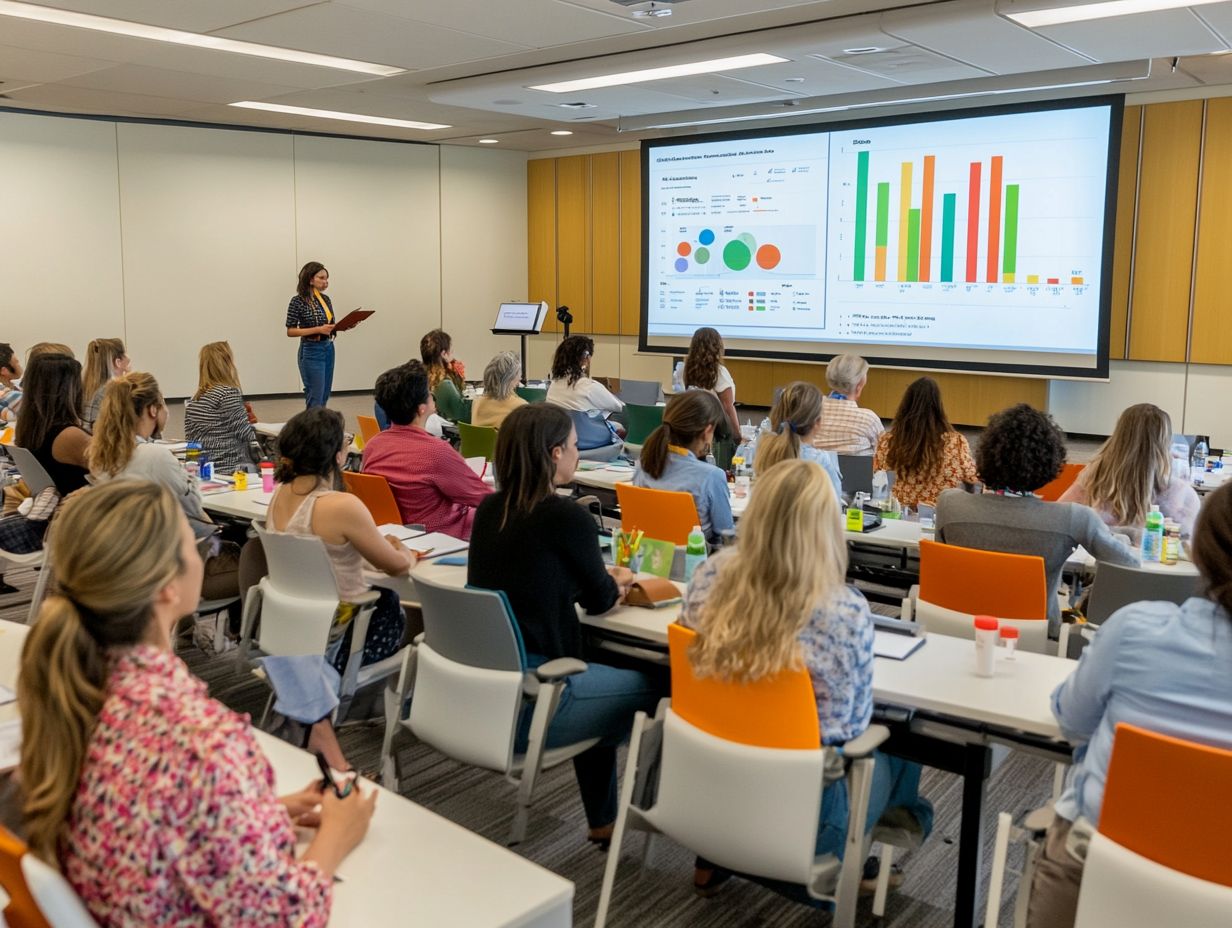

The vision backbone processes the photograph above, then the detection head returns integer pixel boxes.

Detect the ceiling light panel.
[528,52,788,92]
[0,1,407,74]
[1011,8,1228,59]
[15,1,320,33]
[1001,0,1228,28]
[230,101,450,130]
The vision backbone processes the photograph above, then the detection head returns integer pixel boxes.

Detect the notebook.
[406,532,469,559]
[873,630,926,660]
[376,524,427,542]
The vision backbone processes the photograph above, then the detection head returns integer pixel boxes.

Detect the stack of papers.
[873,630,926,660]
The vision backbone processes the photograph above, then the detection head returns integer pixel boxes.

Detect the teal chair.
[457,422,498,461]
[433,380,472,424]
[623,403,664,447]
[515,385,547,404]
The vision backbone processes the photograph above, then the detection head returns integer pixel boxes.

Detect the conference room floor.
[0,562,1054,928]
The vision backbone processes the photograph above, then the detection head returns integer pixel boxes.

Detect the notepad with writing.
[873,630,926,660]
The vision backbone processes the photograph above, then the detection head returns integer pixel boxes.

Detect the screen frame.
[491,300,548,334]
[639,94,1124,380]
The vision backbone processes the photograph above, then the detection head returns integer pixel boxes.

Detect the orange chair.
[0,826,96,927]
[912,539,1050,653]
[357,415,381,446]
[342,471,403,526]
[1037,462,1085,502]
[615,483,700,546]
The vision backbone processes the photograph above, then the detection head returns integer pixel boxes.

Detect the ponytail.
[754,425,801,476]
[754,381,824,478]
[639,391,725,480]
[88,372,163,476]
[640,425,671,479]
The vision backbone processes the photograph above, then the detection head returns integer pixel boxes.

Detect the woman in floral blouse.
[874,376,979,509]
[679,459,932,894]
[18,480,376,927]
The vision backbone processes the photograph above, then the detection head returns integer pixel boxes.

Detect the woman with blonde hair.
[675,327,740,438]
[19,480,375,923]
[680,459,931,893]
[1060,403,1200,537]
[754,381,842,500]
[81,337,130,432]
[185,340,259,473]
[90,372,239,602]
[471,350,527,429]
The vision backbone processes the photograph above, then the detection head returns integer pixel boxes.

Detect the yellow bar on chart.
[1027,274,1040,284]
[1002,273,1015,284]
[897,161,912,282]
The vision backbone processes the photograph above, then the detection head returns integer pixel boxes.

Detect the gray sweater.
[934,489,1139,632]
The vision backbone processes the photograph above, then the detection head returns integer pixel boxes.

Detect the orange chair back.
[0,828,52,928]
[1037,462,1085,502]
[668,623,820,750]
[357,415,381,445]
[1100,723,1232,887]
[919,539,1047,620]
[616,483,700,546]
[342,471,403,526]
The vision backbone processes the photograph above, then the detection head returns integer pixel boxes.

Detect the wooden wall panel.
[555,155,591,333]
[1109,106,1140,360]
[1190,97,1232,364]
[1128,101,1202,362]
[590,152,621,335]
[527,158,556,328]
[619,149,641,337]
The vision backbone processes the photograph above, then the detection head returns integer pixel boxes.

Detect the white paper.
[407,532,469,559]
[376,524,426,541]
[0,684,16,706]
[873,630,926,661]
[0,718,21,771]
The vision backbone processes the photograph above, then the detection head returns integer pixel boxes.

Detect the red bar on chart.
[966,162,981,283]
[1047,277,1060,285]
[986,155,1003,284]
[920,155,935,282]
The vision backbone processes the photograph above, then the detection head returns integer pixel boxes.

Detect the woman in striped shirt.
[185,341,258,474]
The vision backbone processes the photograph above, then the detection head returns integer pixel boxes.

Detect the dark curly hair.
[1193,482,1232,619]
[682,326,723,391]
[375,361,431,426]
[976,403,1066,493]
[550,335,594,387]
[274,407,345,485]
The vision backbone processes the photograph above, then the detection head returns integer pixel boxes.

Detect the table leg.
[954,743,993,928]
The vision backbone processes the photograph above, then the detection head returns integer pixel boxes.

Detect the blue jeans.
[298,339,334,408]
[522,656,660,828]
[816,750,933,858]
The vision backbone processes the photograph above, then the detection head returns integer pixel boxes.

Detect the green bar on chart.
[854,150,869,281]
[940,193,956,283]
[875,182,890,281]
[906,209,921,282]
[1002,183,1020,277]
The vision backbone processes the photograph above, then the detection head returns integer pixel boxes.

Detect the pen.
[314,751,352,799]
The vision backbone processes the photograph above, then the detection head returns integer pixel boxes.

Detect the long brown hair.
[89,372,163,477]
[14,354,82,452]
[883,377,952,478]
[640,391,725,479]
[754,381,824,476]
[493,404,572,528]
[82,338,126,401]
[20,481,185,862]
[420,329,462,391]
[194,341,243,400]
[297,261,327,301]
[1080,403,1172,527]
[682,327,723,392]
[1193,483,1232,618]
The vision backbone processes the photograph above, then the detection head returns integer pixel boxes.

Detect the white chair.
[2,446,56,623]
[238,522,405,724]
[0,825,97,927]
[379,574,597,844]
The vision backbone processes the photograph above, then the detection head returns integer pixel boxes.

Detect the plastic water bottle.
[1192,436,1209,476]
[1171,438,1192,482]
[684,525,707,582]
[871,470,890,507]
[705,451,717,468]
[1142,504,1164,563]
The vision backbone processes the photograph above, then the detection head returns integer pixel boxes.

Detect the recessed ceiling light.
[0,0,406,76]
[550,130,574,136]
[842,46,885,55]
[530,53,789,94]
[784,77,806,83]
[632,3,673,17]
[558,102,596,109]
[478,138,500,144]
[230,102,448,130]
[1004,0,1227,28]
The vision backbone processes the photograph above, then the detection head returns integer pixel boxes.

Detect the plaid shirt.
[815,396,885,455]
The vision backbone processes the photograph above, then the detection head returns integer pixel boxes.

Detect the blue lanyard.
[828,391,847,401]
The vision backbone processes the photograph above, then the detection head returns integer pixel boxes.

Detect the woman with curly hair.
[546,335,623,415]
[935,404,1137,634]
[873,376,978,509]
[674,327,740,438]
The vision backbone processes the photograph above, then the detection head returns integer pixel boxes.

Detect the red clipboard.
[333,309,374,333]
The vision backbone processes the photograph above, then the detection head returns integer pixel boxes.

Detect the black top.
[468,493,618,660]
[285,292,334,338]
[33,426,90,495]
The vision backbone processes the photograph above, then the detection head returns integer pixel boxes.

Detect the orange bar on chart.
[875,246,887,281]
[919,155,935,282]
[986,155,1003,283]
[1071,276,1084,285]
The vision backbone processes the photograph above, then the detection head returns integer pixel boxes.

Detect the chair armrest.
[843,724,890,759]
[352,589,382,606]
[535,657,588,682]
[412,632,425,646]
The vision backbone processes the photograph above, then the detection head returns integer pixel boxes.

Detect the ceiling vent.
[608,0,691,6]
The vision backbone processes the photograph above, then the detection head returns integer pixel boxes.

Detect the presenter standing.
[285,261,336,407]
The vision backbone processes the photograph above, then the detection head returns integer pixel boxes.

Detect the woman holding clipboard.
[286,261,338,407]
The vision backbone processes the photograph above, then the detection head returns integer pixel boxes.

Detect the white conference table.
[0,619,573,928]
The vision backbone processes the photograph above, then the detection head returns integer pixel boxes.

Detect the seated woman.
[674,327,741,439]
[81,337,131,433]
[1059,403,1200,538]
[468,404,658,845]
[471,350,527,430]
[546,335,623,416]
[680,459,932,895]
[89,372,239,604]
[420,327,465,392]
[935,404,1138,636]
[267,407,417,770]
[185,340,259,474]
[632,390,733,545]
[873,376,979,509]
[19,480,375,924]
[754,381,843,500]
[1026,482,1232,928]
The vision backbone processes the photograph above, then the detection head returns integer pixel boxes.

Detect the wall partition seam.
[1124,110,1145,360]
[1182,100,1207,431]
[113,123,129,347]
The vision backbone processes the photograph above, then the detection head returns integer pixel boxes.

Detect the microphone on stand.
[556,305,573,339]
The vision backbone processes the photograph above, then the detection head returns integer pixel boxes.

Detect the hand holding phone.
[315,751,354,799]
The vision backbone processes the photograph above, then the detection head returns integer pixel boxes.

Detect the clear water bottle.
[684,525,707,582]
[1142,504,1164,563]
[1192,436,1209,476]
[704,451,716,468]
[871,470,890,507]
[1171,438,1192,482]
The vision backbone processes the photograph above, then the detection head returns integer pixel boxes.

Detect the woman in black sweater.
[469,404,657,844]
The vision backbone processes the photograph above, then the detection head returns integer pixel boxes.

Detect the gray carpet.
[1,563,1053,927]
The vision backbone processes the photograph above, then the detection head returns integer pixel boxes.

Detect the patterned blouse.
[63,645,331,927]
[680,548,875,745]
[285,292,334,337]
[873,429,979,509]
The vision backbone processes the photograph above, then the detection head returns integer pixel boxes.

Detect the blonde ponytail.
[88,372,163,476]
[754,381,824,477]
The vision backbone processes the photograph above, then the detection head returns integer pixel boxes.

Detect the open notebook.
[873,630,926,660]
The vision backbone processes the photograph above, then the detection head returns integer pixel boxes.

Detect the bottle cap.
[973,616,999,632]
[999,627,1020,640]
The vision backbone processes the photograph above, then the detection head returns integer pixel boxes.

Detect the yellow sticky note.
[846,507,864,532]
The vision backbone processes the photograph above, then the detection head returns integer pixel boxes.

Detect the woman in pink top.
[18,480,376,927]
[1059,403,1200,537]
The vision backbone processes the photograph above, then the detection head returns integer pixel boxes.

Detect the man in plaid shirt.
[815,354,884,455]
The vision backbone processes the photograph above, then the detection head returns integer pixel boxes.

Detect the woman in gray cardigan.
[935,404,1137,635]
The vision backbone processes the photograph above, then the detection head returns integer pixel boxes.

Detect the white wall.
[0,110,526,398]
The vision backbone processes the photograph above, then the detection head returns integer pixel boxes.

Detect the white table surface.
[202,487,271,521]
[0,619,572,927]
